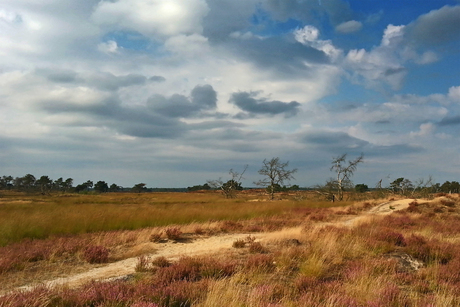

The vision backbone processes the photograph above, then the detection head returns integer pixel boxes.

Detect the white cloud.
[294,25,342,62]
[0,8,22,23]
[229,31,257,40]
[410,123,435,137]
[448,86,460,103]
[164,34,210,56]
[335,20,362,33]
[97,40,120,54]
[294,25,319,42]
[415,51,438,64]
[381,24,405,46]
[92,0,209,39]
[345,24,409,90]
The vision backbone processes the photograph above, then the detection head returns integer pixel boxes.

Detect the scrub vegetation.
[2,191,460,306]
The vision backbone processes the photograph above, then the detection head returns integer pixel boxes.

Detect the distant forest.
[0,173,459,195]
[0,174,186,193]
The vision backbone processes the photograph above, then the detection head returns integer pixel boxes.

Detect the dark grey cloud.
[202,0,256,41]
[35,68,78,83]
[149,84,218,118]
[228,37,329,76]
[406,5,460,46]
[230,91,301,117]
[191,84,217,109]
[40,84,220,138]
[190,120,243,130]
[34,69,166,90]
[40,96,187,139]
[384,67,406,77]
[263,0,354,26]
[367,144,424,157]
[438,115,460,126]
[149,76,166,82]
[301,131,369,152]
[88,72,148,91]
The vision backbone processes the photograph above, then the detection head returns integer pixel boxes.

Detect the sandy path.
[11,233,265,293]
[6,198,418,294]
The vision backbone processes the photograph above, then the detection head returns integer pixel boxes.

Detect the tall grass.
[3,195,460,305]
[0,192,346,246]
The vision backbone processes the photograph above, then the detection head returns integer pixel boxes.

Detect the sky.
[1,0,460,189]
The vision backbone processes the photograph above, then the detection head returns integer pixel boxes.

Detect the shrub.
[154,256,236,284]
[381,214,416,229]
[152,256,171,268]
[244,254,275,272]
[150,232,163,243]
[374,229,406,246]
[194,227,204,235]
[83,245,109,264]
[165,227,182,241]
[131,302,160,307]
[440,199,456,207]
[136,255,151,272]
[220,220,244,232]
[249,242,267,254]
[232,239,246,248]
[294,275,319,293]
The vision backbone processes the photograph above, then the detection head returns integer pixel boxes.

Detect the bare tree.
[208,165,248,198]
[330,153,364,201]
[255,157,297,200]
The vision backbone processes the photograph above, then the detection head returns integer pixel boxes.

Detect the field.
[2,190,460,306]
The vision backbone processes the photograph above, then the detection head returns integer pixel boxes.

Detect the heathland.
[1,190,460,306]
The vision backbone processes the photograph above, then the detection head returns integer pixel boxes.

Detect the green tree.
[355,184,369,193]
[36,176,53,194]
[109,183,122,192]
[94,181,109,193]
[75,180,93,193]
[63,178,73,192]
[187,183,211,191]
[14,174,36,192]
[0,176,13,190]
[132,183,147,193]
[255,157,297,200]
[390,177,413,195]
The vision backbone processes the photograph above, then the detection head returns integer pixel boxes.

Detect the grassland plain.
[2,191,460,306]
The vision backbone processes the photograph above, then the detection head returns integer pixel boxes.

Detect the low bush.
[249,242,267,254]
[152,256,171,268]
[83,245,109,264]
[149,232,163,243]
[373,229,406,247]
[232,239,246,248]
[136,255,151,272]
[244,254,275,272]
[165,227,182,241]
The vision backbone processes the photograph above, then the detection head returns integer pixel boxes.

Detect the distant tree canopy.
[109,183,122,192]
[132,183,147,193]
[439,181,460,194]
[187,183,211,192]
[94,181,109,193]
[355,184,369,193]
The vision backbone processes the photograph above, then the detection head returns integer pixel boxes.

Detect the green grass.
[0,191,348,246]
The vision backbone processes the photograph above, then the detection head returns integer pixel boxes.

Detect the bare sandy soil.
[6,197,420,294]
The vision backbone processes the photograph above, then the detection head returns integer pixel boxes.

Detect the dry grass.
[2,193,460,306]
[0,191,348,247]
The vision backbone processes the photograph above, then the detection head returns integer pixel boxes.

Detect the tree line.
[1,153,458,200]
[0,174,129,194]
